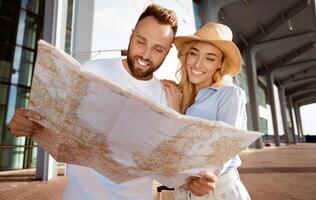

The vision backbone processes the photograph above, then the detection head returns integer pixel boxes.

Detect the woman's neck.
[195,82,213,93]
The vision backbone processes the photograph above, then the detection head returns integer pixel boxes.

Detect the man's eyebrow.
[136,35,167,50]
[154,44,167,50]
[191,47,218,57]
[136,35,147,41]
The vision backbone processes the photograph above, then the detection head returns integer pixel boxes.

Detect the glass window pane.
[65,0,74,54]
[23,13,38,49]
[19,49,34,87]
[234,66,249,102]
[6,85,30,127]
[12,47,35,86]
[16,86,30,108]
[0,147,25,170]
[0,83,9,105]
[0,60,12,82]
[21,0,40,14]
[0,83,8,115]
[258,85,267,106]
[0,85,28,170]
[0,0,43,172]
[0,13,16,63]
[0,1,19,19]
[16,10,38,49]
[0,83,9,145]
[30,146,37,168]
[260,118,268,134]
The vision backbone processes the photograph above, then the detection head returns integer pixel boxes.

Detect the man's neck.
[122,59,132,75]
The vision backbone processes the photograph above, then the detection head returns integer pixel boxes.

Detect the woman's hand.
[160,79,183,113]
[180,171,217,196]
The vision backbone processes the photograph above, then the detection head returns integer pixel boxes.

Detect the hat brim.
[174,36,242,76]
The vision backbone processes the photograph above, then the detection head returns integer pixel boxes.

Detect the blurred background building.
[1,0,315,180]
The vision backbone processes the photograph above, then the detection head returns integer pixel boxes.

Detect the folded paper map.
[29,40,261,187]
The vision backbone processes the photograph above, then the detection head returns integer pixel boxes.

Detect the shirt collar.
[207,82,235,91]
[196,86,218,97]
[199,82,232,93]
[208,85,220,91]
[200,85,220,91]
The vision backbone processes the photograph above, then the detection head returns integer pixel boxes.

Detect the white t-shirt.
[63,58,167,200]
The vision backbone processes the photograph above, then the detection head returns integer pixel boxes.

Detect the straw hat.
[174,22,242,76]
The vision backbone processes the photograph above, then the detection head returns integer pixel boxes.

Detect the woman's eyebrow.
[190,47,199,52]
[206,53,218,57]
[191,47,218,57]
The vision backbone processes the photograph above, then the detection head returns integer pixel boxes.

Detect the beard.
[126,48,163,80]
[126,55,157,79]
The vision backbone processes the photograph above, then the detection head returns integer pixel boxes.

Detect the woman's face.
[185,41,223,90]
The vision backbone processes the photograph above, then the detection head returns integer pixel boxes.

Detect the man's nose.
[142,46,151,60]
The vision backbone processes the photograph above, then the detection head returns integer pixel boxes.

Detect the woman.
[162,22,251,200]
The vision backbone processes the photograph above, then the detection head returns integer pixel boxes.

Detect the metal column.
[245,50,263,148]
[294,104,304,142]
[287,96,297,144]
[36,0,59,181]
[266,74,280,146]
[278,86,290,144]
[293,105,301,143]
[297,104,305,142]
[71,0,95,63]
[36,0,70,180]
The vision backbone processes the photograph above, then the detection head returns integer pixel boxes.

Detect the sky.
[300,103,316,136]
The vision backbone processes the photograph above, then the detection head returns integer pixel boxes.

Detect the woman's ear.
[217,62,222,69]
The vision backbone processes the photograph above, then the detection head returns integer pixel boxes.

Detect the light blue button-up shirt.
[185,84,247,175]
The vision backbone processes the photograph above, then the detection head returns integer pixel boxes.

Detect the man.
[8,4,216,199]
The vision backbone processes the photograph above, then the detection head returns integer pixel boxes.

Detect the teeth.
[191,69,203,75]
[137,58,148,66]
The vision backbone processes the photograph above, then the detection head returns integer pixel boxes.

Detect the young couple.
[8,4,250,200]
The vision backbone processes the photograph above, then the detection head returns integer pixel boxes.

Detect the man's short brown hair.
[136,4,178,35]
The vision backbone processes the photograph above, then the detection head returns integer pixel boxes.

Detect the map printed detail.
[29,40,261,187]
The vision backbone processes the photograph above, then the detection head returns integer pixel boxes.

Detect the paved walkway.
[0,168,66,200]
[239,143,316,200]
[0,143,315,200]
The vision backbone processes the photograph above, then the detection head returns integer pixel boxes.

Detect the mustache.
[135,56,152,65]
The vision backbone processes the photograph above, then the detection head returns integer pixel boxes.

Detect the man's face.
[126,16,174,80]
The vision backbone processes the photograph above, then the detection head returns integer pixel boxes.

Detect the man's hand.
[8,108,43,137]
[181,172,217,196]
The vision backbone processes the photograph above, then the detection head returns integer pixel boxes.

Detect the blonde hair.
[177,41,232,113]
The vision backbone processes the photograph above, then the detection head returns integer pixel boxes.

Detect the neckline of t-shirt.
[118,59,158,87]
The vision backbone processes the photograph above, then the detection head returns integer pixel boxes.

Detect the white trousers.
[174,169,251,200]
